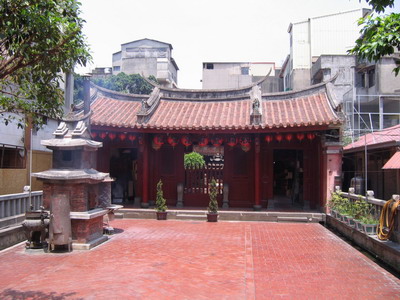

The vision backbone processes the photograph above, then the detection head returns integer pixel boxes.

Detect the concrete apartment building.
[280,8,370,91]
[202,62,282,93]
[112,38,179,88]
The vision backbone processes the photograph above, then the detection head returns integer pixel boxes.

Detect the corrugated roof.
[344,124,400,152]
[90,84,341,131]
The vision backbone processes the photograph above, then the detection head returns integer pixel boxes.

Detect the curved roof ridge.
[261,73,339,100]
[90,82,150,101]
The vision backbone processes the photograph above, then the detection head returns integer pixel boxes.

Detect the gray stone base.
[72,235,108,250]
[141,202,150,208]
[253,205,262,211]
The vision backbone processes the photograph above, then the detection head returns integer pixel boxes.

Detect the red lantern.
[128,134,136,142]
[227,136,238,147]
[108,132,116,140]
[167,136,178,147]
[296,133,305,142]
[91,131,97,139]
[285,134,293,142]
[265,135,273,143]
[275,134,283,142]
[181,135,192,147]
[152,135,164,150]
[198,136,209,147]
[153,135,164,146]
[240,136,250,145]
[211,137,223,147]
[119,133,126,141]
[307,133,316,140]
[138,136,144,145]
[99,132,107,140]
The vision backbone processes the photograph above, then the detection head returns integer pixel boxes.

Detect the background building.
[281,8,370,91]
[202,62,282,93]
[112,38,179,88]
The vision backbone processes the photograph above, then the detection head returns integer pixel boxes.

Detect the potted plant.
[353,197,369,231]
[207,178,218,222]
[361,215,378,235]
[155,180,168,220]
[328,191,345,219]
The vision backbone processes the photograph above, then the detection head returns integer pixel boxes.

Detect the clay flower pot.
[156,211,168,220]
[207,213,218,222]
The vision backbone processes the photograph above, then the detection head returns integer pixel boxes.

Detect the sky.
[77,0,400,89]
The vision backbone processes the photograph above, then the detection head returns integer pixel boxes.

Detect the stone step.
[277,216,310,223]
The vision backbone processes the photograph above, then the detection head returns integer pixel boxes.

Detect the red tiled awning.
[382,151,400,169]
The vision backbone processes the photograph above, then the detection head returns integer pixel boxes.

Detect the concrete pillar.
[323,143,343,213]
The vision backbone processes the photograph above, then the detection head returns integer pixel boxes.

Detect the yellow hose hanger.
[377,196,400,241]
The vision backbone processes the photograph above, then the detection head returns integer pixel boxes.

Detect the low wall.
[0,225,25,251]
[326,215,400,273]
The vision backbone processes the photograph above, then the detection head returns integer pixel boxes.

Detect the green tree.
[350,0,400,75]
[208,178,218,214]
[0,0,91,128]
[155,180,167,212]
[77,73,158,101]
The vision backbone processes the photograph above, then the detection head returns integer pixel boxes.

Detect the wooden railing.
[0,191,43,219]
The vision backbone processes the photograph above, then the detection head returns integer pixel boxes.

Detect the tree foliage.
[350,0,400,75]
[0,0,91,127]
[155,180,167,212]
[88,73,157,98]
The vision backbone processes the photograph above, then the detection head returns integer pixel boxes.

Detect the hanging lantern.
[152,135,164,150]
[211,137,223,147]
[181,135,192,147]
[296,133,305,142]
[227,136,238,147]
[108,132,116,140]
[285,133,293,142]
[275,134,283,142]
[99,132,107,140]
[128,133,136,142]
[91,131,97,139]
[167,135,178,147]
[307,132,316,140]
[265,135,273,143]
[198,136,209,147]
[239,136,251,146]
[138,136,144,145]
[119,133,126,141]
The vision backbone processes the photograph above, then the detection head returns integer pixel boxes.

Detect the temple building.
[88,77,343,212]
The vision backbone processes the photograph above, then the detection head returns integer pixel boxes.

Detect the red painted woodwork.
[142,136,149,204]
[254,136,261,207]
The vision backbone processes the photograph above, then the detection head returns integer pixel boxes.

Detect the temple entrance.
[109,148,138,204]
[183,146,224,207]
[272,149,303,209]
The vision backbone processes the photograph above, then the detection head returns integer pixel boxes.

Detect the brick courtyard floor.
[0,219,400,299]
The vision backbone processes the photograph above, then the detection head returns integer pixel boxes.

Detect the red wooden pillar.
[141,134,150,208]
[254,135,262,210]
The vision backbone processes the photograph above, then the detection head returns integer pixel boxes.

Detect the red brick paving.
[0,220,399,299]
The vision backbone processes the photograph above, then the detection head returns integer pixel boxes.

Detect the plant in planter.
[155,180,168,220]
[361,215,378,235]
[184,151,206,169]
[329,191,346,220]
[207,178,219,222]
[353,197,369,231]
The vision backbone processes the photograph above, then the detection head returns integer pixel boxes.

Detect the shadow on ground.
[0,289,82,300]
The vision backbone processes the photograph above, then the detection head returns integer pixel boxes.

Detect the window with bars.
[0,144,26,169]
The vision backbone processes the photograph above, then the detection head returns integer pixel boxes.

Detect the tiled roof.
[344,124,400,152]
[90,83,341,131]
[382,151,400,169]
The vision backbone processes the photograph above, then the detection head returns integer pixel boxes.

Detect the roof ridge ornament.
[137,87,161,123]
[250,85,263,125]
